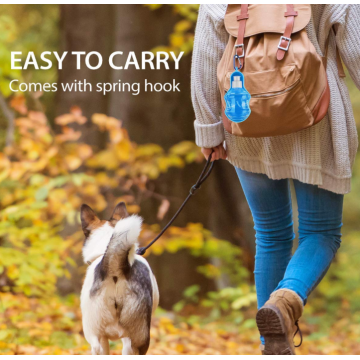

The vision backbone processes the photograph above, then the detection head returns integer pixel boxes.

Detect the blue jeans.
[235,168,343,340]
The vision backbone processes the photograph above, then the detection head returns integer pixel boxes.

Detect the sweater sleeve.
[335,5,360,90]
[191,5,229,148]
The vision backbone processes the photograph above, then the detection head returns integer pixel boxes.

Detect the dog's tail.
[101,215,142,277]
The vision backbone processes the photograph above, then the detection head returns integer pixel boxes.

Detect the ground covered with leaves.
[1,293,360,355]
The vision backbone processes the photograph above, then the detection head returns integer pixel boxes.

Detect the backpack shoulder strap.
[324,25,346,78]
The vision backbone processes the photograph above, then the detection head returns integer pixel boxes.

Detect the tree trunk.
[56,4,116,294]
[56,4,115,148]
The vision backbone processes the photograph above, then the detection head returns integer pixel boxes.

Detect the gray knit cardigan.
[191,4,360,194]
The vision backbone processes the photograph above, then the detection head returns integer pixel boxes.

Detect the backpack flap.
[225,4,311,38]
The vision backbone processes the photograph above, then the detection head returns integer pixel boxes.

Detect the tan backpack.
[217,4,342,138]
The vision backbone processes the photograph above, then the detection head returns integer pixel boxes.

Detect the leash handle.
[136,150,215,256]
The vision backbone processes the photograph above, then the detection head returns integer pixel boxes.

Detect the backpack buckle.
[235,44,245,58]
[278,36,291,51]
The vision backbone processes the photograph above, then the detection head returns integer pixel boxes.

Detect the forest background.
[0,4,360,355]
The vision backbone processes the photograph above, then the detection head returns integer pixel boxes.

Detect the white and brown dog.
[80,202,159,355]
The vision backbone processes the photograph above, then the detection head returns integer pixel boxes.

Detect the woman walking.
[191,4,360,355]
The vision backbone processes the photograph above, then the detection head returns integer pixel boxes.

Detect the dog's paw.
[91,345,102,355]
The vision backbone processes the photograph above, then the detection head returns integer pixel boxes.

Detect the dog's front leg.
[122,338,140,355]
[99,338,110,355]
[90,337,110,355]
[122,336,150,355]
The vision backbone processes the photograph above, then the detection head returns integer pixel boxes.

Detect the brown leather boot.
[256,289,303,355]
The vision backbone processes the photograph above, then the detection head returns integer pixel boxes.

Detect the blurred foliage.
[145,4,199,56]
[0,5,58,97]
[0,3,360,355]
[142,222,249,283]
[0,95,209,297]
[173,284,257,328]
[0,5,59,148]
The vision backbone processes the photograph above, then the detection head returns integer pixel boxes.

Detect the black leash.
[136,151,215,256]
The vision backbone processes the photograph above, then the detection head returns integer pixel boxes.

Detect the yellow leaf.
[110,128,123,143]
[55,111,87,126]
[10,94,28,114]
[174,20,192,33]
[55,127,81,143]
[87,150,120,170]
[170,141,197,156]
[136,144,163,157]
[170,33,184,48]
[176,344,185,353]
[115,141,131,161]
[77,144,93,160]
[28,111,47,125]
[64,155,82,171]
[126,204,140,214]
[92,113,122,131]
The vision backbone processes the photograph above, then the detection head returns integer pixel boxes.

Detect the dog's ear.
[80,204,99,237]
[110,202,129,225]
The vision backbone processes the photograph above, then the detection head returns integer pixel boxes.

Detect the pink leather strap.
[277,4,298,61]
[235,4,249,69]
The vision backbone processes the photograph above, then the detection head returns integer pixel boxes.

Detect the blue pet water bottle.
[224,70,251,123]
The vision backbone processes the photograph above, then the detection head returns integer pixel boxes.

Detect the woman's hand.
[201,144,227,162]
